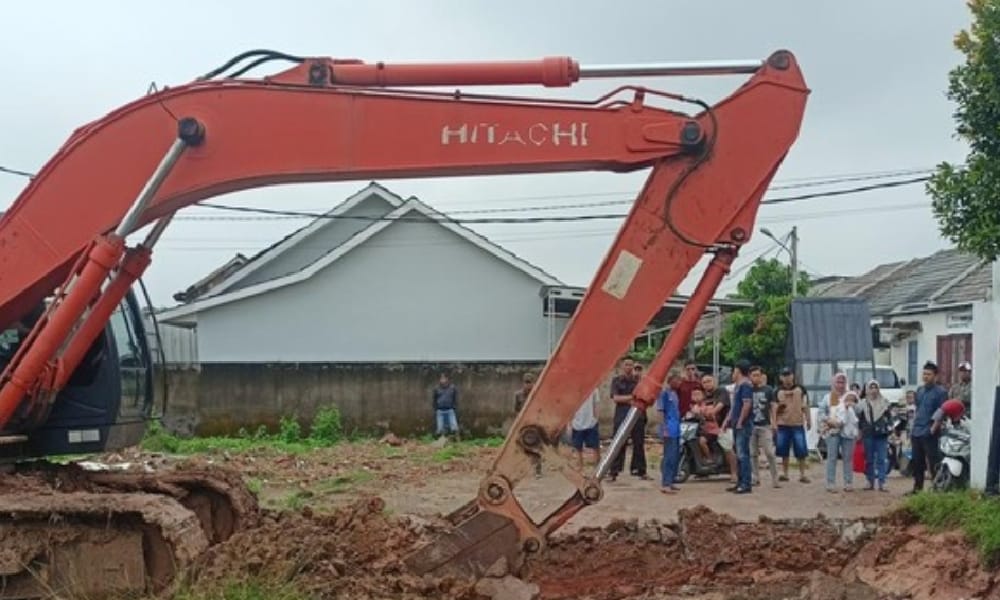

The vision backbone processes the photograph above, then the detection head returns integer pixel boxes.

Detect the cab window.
[109,301,146,411]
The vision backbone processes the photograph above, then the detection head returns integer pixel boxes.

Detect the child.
[829,391,860,491]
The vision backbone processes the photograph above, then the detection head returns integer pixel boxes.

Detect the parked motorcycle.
[932,417,972,492]
[674,419,730,483]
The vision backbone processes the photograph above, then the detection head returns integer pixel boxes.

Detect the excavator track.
[0,461,259,599]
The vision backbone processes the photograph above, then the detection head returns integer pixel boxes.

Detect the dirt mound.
[523,506,870,600]
[522,505,999,600]
[184,496,480,599]
[170,498,999,600]
[844,522,999,600]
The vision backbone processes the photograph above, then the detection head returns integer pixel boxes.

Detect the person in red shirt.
[676,361,702,416]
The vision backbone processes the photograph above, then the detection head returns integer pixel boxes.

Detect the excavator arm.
[0,49,808,578]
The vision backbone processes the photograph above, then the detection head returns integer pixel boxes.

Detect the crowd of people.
[576,357,970,496]
[432,354,973,496]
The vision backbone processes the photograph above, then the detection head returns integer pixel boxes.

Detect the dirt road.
[112,437,909,528]
[377,441,910,531]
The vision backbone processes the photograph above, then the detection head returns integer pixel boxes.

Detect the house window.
[946,311,973,329]
[907,340,918,385]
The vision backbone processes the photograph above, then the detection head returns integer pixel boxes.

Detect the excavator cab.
[0,288,154,460]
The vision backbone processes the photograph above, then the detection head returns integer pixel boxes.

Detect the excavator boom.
[0,49,809,591]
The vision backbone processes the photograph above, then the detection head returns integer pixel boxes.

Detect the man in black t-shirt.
[608,358,649,480]
[749,366,779,488]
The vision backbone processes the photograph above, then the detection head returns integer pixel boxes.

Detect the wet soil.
[183,496,481,600]
[179,494,999,600]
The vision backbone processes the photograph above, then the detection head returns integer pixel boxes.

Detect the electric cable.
[0,165,34,179]
[192,175,933,225]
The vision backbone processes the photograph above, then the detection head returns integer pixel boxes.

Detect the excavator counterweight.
[0,48,809,596]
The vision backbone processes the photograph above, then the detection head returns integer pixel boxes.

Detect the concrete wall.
[194,216,565,363]
[971,300,997,490]
[159,362,661,439]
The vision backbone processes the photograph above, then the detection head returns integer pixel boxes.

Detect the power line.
[725,243,783,281]
[759,175,930,205]
[181,168,937,217]
[167,168,935,219]
[192,175,932,224]
[153,201,936,251]
[168,196,933,223]
[0,165,33,179]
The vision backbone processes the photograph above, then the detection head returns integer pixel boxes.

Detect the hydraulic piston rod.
[579,59,765,78]
[0,118,204,432]
[278,56,768,88]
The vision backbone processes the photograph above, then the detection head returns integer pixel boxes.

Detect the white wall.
[143,315,198,368]
[887,308,975,388]
[195,218,558,363]
[971,299,998,489]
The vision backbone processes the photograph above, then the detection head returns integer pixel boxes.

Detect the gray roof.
[811,248,990,316]
[172,182,563,304]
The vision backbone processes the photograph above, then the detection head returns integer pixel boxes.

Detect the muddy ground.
[94,438,999,599]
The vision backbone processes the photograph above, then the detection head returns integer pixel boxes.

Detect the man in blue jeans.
[774,366,812,483]
[432,373,460,438]
[657,370,683,494]
[724,359,754,494]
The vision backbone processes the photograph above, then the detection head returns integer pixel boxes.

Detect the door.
[936,333,972,387]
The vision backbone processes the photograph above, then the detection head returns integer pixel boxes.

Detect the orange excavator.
[0,49,808,597]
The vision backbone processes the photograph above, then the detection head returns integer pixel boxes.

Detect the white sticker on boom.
[601,250,642,299]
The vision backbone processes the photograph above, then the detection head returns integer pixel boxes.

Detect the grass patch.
[464,436,505,448]
[171,578,309,600]
[381,446,406,459]
[283,490,311,511]
[245,477,264,496]
[431,445,467,462]
[316,470,376,494]
[902,490,1000,567]
[141,408,345,456]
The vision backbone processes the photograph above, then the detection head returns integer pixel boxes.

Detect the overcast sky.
[0,1,972,307]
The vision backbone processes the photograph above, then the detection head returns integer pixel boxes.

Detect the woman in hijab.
[858,379,892,491]
[819,373,853,492]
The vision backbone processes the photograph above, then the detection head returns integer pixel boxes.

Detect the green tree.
[927,0,1000,260]
[696,258,810,374]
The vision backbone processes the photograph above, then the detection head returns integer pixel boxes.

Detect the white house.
[813,248,989,389]
[158,182,565,364]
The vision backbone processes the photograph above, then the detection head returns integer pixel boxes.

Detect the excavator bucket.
[405,502,523,577]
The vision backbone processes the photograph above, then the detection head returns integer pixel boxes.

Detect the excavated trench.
[181,496,1000,600]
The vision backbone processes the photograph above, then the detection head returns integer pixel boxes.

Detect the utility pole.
[760,226,799,296]
[790,226,798,297]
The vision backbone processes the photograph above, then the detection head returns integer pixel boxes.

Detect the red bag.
[852,440,866,474]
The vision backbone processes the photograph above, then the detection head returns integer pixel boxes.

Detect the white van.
[844,364,906,405]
